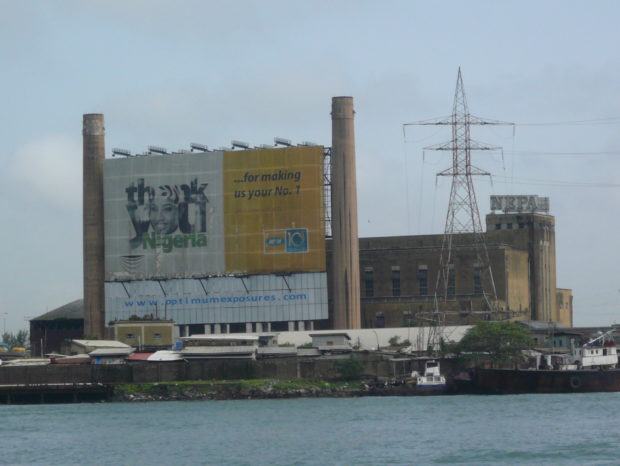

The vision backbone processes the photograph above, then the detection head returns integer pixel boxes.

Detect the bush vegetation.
[446,321,534,368]
[388,336,411,347]
[1,330,29,349]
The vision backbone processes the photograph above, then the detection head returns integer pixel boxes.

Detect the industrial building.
[355,206,572,329]
[30,300,84,357]
[30,96,572,353]
[80,97,360,341]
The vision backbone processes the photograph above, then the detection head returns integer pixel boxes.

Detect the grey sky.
[1,0,619,331]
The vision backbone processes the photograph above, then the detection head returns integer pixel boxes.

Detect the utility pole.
[404,69,514,327]
[1,312,7,336]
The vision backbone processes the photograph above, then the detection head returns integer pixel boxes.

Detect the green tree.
[388,335,401,346]
[1,329,30,349]
[448,321,534,368]
[388,336,411,347]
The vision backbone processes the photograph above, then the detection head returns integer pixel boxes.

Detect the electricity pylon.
[404,68,514,327]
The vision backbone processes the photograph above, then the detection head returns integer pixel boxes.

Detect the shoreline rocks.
[111,380,368,402]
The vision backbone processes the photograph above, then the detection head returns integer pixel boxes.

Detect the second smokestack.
[330,96,361,329]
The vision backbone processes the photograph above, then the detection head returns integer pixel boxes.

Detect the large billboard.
[223,148,325,274]
[104,146,326,281]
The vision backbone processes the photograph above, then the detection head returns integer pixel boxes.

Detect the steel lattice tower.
[405,69,513,322]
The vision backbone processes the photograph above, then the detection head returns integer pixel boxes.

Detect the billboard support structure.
[323,147,332,238]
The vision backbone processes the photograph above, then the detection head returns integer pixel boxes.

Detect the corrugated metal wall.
[106,272,327,325]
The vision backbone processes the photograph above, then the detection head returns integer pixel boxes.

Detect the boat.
[463,330,620,394]
[560,330,617,370]
[412,360,447,391]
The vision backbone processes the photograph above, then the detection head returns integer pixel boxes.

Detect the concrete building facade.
[110,319,174,351]
[348,210,572,329]
[486,212,557,322]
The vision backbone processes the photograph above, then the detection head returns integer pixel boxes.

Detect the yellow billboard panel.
[223,146,326,274]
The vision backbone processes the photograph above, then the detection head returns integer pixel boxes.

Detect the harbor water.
[2,393,619,465]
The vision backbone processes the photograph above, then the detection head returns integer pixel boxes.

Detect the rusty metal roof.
[31,299,84,321]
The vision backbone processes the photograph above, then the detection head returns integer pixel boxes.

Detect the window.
[495,223,501,230]
[391,266,401,297]
[229,322,245,333]
[473,266,483,295]
[364,267,374,297]
[518,223,525,229]
[125,333,135,339]
[507,223,513,230]
[189,324,205,335]
[447,265,455,299]
[153,333,162,340]
[418,265,428,296]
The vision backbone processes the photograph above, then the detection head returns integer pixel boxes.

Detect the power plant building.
[77,101,571,342]
[356,198,572,329]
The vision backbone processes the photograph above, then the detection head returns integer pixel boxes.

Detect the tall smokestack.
[83,114,105,339]
[330,97,361,329]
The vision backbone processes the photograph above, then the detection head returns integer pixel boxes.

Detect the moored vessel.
[412,360,447,392]
[463,330,620,394]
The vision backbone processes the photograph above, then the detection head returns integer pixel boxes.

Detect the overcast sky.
[1,0,619,332]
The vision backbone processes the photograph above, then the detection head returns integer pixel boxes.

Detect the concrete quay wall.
[0,353,404,386]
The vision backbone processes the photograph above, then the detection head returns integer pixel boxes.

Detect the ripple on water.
[1,394,618,465]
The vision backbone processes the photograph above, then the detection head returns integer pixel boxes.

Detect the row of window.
[494,222,553,231]
[125,333,162,340]
[363,265,483,298]
[494,222,526,230]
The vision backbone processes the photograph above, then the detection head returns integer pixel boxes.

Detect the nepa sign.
[490,195,549,213]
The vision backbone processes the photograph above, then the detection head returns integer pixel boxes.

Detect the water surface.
[2,394,618,465]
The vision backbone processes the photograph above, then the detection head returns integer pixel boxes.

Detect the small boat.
[413,360,447,390]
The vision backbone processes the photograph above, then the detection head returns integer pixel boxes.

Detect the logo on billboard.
[264,228,309,254]
[286,229,308,252]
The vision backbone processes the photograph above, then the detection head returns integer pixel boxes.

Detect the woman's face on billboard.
[149,198,179,234]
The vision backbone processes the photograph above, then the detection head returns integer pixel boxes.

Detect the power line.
[504,150,620,156]
[406,116,620,129]
[515,117,620,127]
[492,175,620,188]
